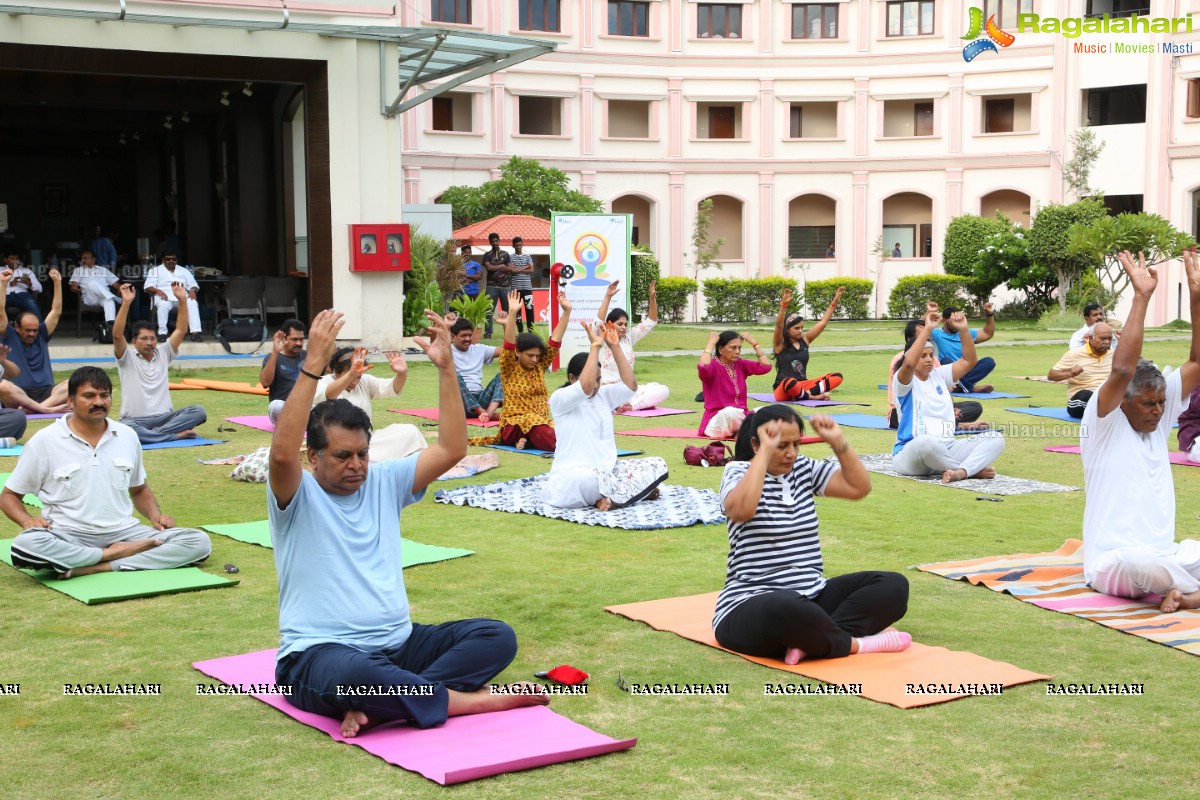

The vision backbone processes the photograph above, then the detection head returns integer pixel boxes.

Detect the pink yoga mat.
[391,408,499,427]
[193,649,636,785]
[226,416,276,433]
[1044,444,1200,466]
[616,407,695,418]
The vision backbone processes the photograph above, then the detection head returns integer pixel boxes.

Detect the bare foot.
[1160,588,1200,613]
[102,538,162,561]
[341,710,371,738]
[57,562,113,578]
[477,411,490,424]
[971,467,996,479]
[941,468,968,483]
[515,438,528,450]
[810,393,831,401]
[784,647,806,665]
[447,683,550,717]
[646,488,661,501]
[175,429,198,440]
[957,421,990,431]
[974,384,995,394]
[595,497,613,511]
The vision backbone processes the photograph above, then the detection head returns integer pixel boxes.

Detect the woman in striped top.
[713,404,911,663]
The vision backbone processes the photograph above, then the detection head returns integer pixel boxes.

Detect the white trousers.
[153,296,201,334]
[79,284,118,322]
[891,432,1006,478]
[630,382,670,410]
[1089,541,1200,598]
[704,407,746,439]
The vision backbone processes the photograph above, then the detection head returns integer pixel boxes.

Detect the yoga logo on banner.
[961,7,1015,62]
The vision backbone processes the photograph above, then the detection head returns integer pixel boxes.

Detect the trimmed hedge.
[702,277,799,323]
[656,276,698,323]
[805,278,872,319]
[629,248,660,322]
[887,275,973,319]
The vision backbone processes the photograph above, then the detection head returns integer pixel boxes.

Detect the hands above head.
[494,307,508,325]
[604,280,620,300]
[983,301,995,316]
[351,346,373,375]
[581,319,602,345]
[603,321,620,348]
[421,310,454,369]
[1182,248,1200,294]
[925,301,939,316]
[741,333,760,349]
[48,268,61,284]
[808,414,846,446]
[305,309,346,369]
[780,288,793,309]
[949,310,969,332]
[706,330,720,347]
[385,348,407,375]
[119,283,137,304]
[0,269,12,287]
[648,280,656,302]
[1119,250,1157,298]
[832,286,845,303]
[171,282,188,302]
[755,419,784,454]
[923,307,942,328]
[558,291,572,313]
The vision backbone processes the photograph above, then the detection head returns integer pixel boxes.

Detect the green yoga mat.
[0,540,238,604]
[0,472,41,508]
[201,520,475,567]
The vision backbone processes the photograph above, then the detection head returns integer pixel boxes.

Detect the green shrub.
[629,247,660,322]
[656,276,697,323]
[701,277,798,322]
[887,275,972,319]
[806,277,873,319]
[402,262,431,336]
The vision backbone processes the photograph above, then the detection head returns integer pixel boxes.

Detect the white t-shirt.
[117,342,176,419]
[892,363,957,455]
[548,380,635,473]
[144,265,198,297]
[7,415,147,532]
[7,266,41,296]
[70,266,119,293]
[593,317,656,385]
[1081,369,1186,579]
[452,344,496,393]
[313,373,398,416]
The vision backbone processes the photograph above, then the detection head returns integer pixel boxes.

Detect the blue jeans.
[5,291,41,321]
[954,356,996,393]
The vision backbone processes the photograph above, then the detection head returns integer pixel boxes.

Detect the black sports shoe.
[157,334,167,343]
[191,332,204,343]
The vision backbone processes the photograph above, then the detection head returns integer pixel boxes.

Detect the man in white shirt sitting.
[69,249,122,324]
[4,251,42,321]
[144,251,202,343]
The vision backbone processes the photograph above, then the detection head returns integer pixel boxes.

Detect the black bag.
[94,322,113,345]
[215,317,267,354]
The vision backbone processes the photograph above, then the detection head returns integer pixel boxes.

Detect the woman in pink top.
[697,330,772,437]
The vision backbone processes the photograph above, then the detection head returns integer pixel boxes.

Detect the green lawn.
[3,325,1198,800]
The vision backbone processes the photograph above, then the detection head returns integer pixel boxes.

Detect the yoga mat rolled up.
[181,378,269,396]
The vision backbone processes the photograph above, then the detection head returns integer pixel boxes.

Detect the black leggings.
[514,289,534,331]
[714,571,908,660]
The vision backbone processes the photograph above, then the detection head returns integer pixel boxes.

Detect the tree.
[1063,129,1104,200]
[1027,198,1108,313]
[942,213,1007,304]
[437,156,603,227]
[688,198,725,322]
[1067,212,1196,304]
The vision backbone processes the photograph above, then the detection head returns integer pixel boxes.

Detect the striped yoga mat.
[916,539,1200,656]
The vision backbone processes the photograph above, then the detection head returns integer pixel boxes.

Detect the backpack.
[94,322,114,345]
[683,441,732,468]
[215,317,268,354]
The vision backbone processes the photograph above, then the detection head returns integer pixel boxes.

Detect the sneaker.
[157,334,167,343]
[190,332,204,343]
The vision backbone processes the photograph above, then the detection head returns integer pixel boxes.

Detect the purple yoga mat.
[1044,445,1200,466]
[616,407,695,417]
[25,412,66,420]
[747,393,867,407]
[193,649,636,785]
[226,416,276,433]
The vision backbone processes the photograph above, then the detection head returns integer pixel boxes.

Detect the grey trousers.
[10,523,212,573]
[122,405,208,444]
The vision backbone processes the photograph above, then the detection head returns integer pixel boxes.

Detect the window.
[982,0,1032,29]
[698,4,742,38]
[1083,84,1146,126]
[517,96,563,135]
[431,0,471,24]
[883,99,934,137]
[609,0,649,36]
[792,3,837,39]
[697,103,741,139]
[788,226,835,259]
[1103,195,1143,214]
[608,99,651,138]
[519,0,560,31]
[982,94,1032,133]
[431,92,474,132]
[1086,0,1150,19]
[886,0,934,36]
[1188,79,1200,118]
[788,102,837,138]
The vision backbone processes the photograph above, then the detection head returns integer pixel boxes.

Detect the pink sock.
[784,647,806,665]
[855,630,912,654]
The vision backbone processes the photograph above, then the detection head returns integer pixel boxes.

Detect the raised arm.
[259,331,286,387]
[699,331,720,367]
[0,345,18,380]
[385,349,409,395]
[647,279,658,323]
[809,415,870,499]
[974,302,996,344]
[1097,251,1155,417]
[605,321,637,391]
[1177,249,1200,397]
[897,309,940,386]
[413,311,468,493]
[578,321,604,396]
[167,283,189,352]
[44,268,62,335]
[112,283,137,359]
[269,310,343,508]
[948,311,979,383]
[550,291,573,343]
[0,269,11,330]
[803,287,844,344]
[772,288,793,353]
[741,331,771,367]
[722,420,780,523]
[596,280,619,325]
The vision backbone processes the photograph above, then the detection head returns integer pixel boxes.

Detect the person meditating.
[1081,250,1200,613]
[892,307,1005,482]
[712,404,910,663]
[313,346,426,461]
[542,321,668,511]
[1048,322,1114,419]
[269,309,548,738]
[886,313,984,430]
[491,289,573,451]
[697,330,772,438]
[593,279,668,412]
[448,318,504,424]
[771,287,844,401]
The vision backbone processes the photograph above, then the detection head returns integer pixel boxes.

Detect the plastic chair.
[263,276,299,322]
[222,276,264,322]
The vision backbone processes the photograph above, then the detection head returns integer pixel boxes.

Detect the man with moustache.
[0,366,210,578]
[1048,321,1115,419]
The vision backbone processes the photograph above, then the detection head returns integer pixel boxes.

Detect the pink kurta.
[697,358,772,435]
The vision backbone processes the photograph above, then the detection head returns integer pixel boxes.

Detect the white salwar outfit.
[593,316,669,410]
[314,373,427,462]
[1081,369,1200,598]
[542,379,668,508]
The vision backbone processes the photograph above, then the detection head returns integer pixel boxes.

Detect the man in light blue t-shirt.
[268,308,548,738]
[929,303,997,394]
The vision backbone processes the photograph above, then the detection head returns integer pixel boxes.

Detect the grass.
[3,323,1200,800]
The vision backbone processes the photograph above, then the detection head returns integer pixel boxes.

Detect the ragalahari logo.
[961,6,1015,61]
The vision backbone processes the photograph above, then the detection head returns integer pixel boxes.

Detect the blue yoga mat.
[828,413,985,435]
[876,385,1028,400]
[142,437,228,451]
[486,444,643,458]
[1005,407,1179,427]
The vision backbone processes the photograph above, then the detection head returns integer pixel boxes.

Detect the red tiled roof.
[452,215,551,247]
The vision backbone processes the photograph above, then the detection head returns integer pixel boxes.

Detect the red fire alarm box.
[349,224,411,272]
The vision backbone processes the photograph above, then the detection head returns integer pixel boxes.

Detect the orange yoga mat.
[180,378,269,396]
[168,383,201,391]
[605,592,1049,708]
